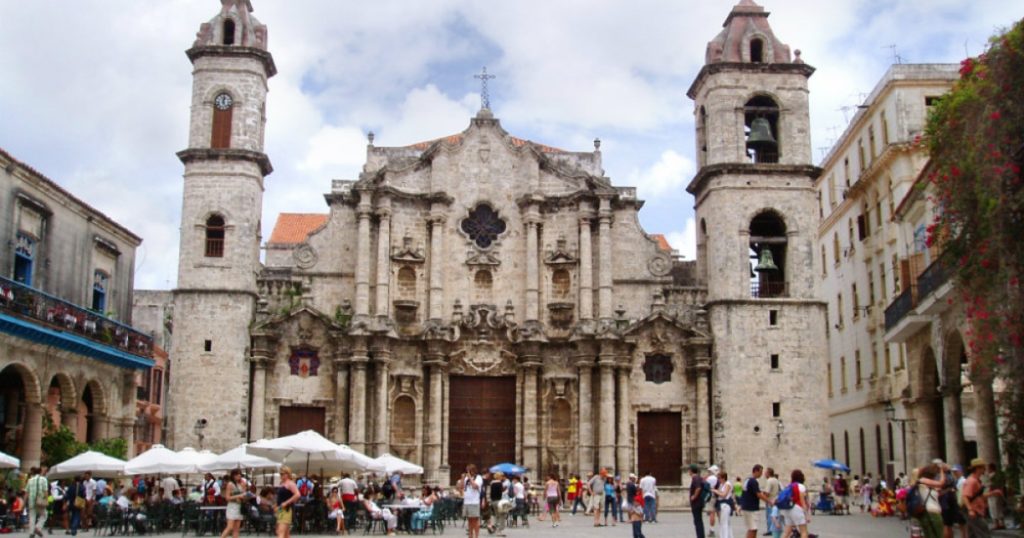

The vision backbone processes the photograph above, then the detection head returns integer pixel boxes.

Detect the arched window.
[222,20,236,45]
[844,431,850,468]
[551,269,571,299]
[550,399,572,445]
[473,270,492,304]
[390,395,416,446]
[698,106,708,165]
[859,427,866,475]
[92,270,109,312]
[749,211,786,298]
[211,92,234,149]
[397,267,417,299]
[13,232,36,285]
[750,38,764,63]
[744,95,779,163]
[205,215,226,257]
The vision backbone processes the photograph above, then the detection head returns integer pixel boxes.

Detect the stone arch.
[942,330,968,386]
[0,362,42,404]
[742,92,783,163]
[390,395,416,446]
[749,209,788,298]
[397,266,417,299]
[741,31,774,63]
[551,269,571,299]
[48,372,77,412]
[473,269,493,304]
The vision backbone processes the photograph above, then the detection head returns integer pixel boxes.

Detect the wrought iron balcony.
[0,275,153,360]
[916,255,951,301]
[884,286,915,331]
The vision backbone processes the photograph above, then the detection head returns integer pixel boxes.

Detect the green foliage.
[924,18,1024,484]
[89,437,127,460]
[40,413,129,466]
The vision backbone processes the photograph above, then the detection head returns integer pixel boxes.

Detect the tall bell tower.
[687,0,828,474]
[168,0,275,451]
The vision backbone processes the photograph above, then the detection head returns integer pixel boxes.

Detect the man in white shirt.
[161,476,180,500]
[512,476,528,527]
[340,473,359,530]
[83,471,97,530]
[461,465,483,538]
[639,471,657,523]
[705,465,720,537]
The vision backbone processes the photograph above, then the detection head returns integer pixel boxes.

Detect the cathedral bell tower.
[168,0,275,451]
[687,0,828,474]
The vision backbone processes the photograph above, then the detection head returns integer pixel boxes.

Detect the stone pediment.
[622,308,711,342]
[252,304,337,334]
[465,250,501,267]
[391,235,425,264]
[544,237,577,266]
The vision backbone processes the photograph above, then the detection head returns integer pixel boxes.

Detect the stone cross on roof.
[474,66,496,110]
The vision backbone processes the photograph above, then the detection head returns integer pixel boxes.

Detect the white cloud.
[299,126,368,173]
[628,150,696,200]
[664,218,697,261]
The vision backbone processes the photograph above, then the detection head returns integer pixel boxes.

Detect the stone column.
[425,360,445,485]
[348,345,369,453]
[333,357,349,444]
[375,200,392,317]
[615,365,631,474]
[577,361,594,473]
[598,356,616,467]
[355,202,373,317]
[92,414,109,440]
[525,220,540,321]
[522,364,540,473]
[597,198,613,320]
[942,384,966,466]
[973,379,1000,465]
[22,402,43,471]
[119,418,135,456]
[373,349,392,456]
[578,216,593,320]
[428,216,445,320]
[250,357,269,440]
[695,363,711,465]
[61,408,79,434]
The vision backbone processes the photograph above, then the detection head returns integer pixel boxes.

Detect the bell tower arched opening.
[744,95,779,163]
[750,211,787,298]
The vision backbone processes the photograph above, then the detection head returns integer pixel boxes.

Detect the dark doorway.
[448,376,516,484]
[279,406,326,436]
[637,412,682,485]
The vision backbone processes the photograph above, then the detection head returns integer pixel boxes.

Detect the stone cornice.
[177,148,273,177]
[173,287,259,300]
[686,163,821,195]
[687,61,815,99]
[186,45,277,78]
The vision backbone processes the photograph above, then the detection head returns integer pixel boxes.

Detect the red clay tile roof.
[269,213,328,245]
[649,234,673,252]
[406,134,565,153]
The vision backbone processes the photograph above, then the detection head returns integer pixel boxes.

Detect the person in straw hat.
[962,457,1001,538]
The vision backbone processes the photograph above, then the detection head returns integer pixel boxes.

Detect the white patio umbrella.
[246,430,383,475]
[0,450,19,469]
[373,453,423,475]
[124,444,197,475]
[177,447,218,473]
[199,444,281,473]
[48,451,125,479]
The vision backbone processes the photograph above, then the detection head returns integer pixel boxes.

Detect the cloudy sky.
[0,0,1018,289]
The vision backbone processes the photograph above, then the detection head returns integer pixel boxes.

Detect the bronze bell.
[746,117,777,151]
[754,248,779,272]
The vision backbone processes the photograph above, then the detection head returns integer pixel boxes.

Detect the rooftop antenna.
[474,66,496,111]
[883,44,903,64]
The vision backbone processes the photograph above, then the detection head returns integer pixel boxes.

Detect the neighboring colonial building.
[0,147,155,469]
[813,63,990,480]
[167,0,827,501]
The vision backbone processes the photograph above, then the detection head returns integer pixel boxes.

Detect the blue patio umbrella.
[812,458,851,473]
[489,462,528,476]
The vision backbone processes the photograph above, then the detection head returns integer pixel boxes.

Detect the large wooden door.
[637,412,682,485]
[278,406,326,436]
[448,376,516,484]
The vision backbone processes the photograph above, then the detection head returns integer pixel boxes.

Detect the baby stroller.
[810,491,837,515]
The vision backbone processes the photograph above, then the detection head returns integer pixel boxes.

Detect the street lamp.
[883,401,915,475]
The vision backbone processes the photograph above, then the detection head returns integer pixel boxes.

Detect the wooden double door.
[448,376,516,483]
[637,411,682,485]
[279,406,326,436]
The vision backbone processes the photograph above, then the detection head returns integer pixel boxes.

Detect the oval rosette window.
[460,203,507,249]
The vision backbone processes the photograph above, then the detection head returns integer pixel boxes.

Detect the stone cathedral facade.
[167,0,828,501]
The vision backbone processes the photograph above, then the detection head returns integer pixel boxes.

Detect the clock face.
[214,93,233,110]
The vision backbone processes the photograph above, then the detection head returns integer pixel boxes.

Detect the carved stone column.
[22,402,42,470]
[694,359,711,465]
[973,377,1000,465]
[598,358,616,467]
[942,383,966,466]
[375,199,392,317]
[118,417,135,456]
[61,408,79,434]
[425,358,446,485]
[525,219,540,321]
[615,364,631,474]
[428,215,446,320]
[521,360,541,474]
[578,216,593,320]
[250,356,269,440]
[576,358,594,473]
[348,342,369,453]
[333,357,349,444]
[597,198,613,320]
[373,348,392,456]
[355,201,373,316]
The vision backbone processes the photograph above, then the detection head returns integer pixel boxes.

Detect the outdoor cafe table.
[198,506,226,535]
[383,504,422,533]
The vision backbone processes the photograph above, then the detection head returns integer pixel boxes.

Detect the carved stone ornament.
[642,354,673,384]
[647,253,671,276]
[288,347,321,377]
[391,236,425,264]
[450,340,515,374]
[293,243,318,269]
[544,237,577,265]
[466,250,501,267]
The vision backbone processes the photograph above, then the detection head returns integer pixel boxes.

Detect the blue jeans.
[70,508,81,536]
[643,495,656,522]
[604,495,618,521]
[572,495,585,514]
[691,504,705,538]
[631,520,644,538]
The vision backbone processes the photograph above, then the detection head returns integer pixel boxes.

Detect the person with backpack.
[740,464,770,538]
[776,469,810,538]
[688,464,707,538]
[26,466,48,537]
[913,463,946,538]
[712,470,735,538]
